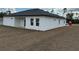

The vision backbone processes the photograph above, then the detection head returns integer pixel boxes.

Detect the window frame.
[36,18,39,26]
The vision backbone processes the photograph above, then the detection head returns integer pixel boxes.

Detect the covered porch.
[14,16,26,28]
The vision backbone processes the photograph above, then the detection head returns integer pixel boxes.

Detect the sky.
[16,8,30,12]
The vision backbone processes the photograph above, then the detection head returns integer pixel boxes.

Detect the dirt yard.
[0,25,79,51]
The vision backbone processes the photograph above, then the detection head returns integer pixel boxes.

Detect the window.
[36,18,39,26]
[30,18,34,26]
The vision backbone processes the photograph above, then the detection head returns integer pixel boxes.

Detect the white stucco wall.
[25,16,66,31]
[3,16,66,31]
[42,17,66,30]
[3,17,15,26]
[25,16,48,31]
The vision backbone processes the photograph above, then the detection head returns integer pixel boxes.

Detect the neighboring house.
[3,9,66,31]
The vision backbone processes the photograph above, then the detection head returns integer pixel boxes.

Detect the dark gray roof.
[5,9,65,19]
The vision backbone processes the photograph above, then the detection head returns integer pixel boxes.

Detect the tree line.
[0,11,11,17]
[0,12,7,17]
[63,8,79,24]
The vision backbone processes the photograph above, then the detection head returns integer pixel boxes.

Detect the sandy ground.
[0,25,79,51]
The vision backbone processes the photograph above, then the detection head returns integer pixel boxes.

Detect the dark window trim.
[30,18,34,26]
[36,18,39,26]
[24,19,26,27]
[59,20,60,24]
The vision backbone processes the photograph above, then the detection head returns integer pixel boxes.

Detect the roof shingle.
[6,8,65,19]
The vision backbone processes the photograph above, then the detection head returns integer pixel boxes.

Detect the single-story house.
[3,9,66,31]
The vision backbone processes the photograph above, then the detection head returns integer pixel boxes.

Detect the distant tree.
[63,8,67,14]
[0,12,7,17]
[50,9,54,13]
[6,10,11,15]
[66,13,73,20]
[66,13,73,23]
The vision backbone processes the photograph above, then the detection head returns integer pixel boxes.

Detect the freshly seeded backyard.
[0,25,79,51]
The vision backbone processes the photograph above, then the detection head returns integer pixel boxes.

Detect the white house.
[3,9,66,31]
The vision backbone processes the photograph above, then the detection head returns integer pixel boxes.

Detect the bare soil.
[0,25,79,51]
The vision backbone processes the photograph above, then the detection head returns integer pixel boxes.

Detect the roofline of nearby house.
[4,9,65,19]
